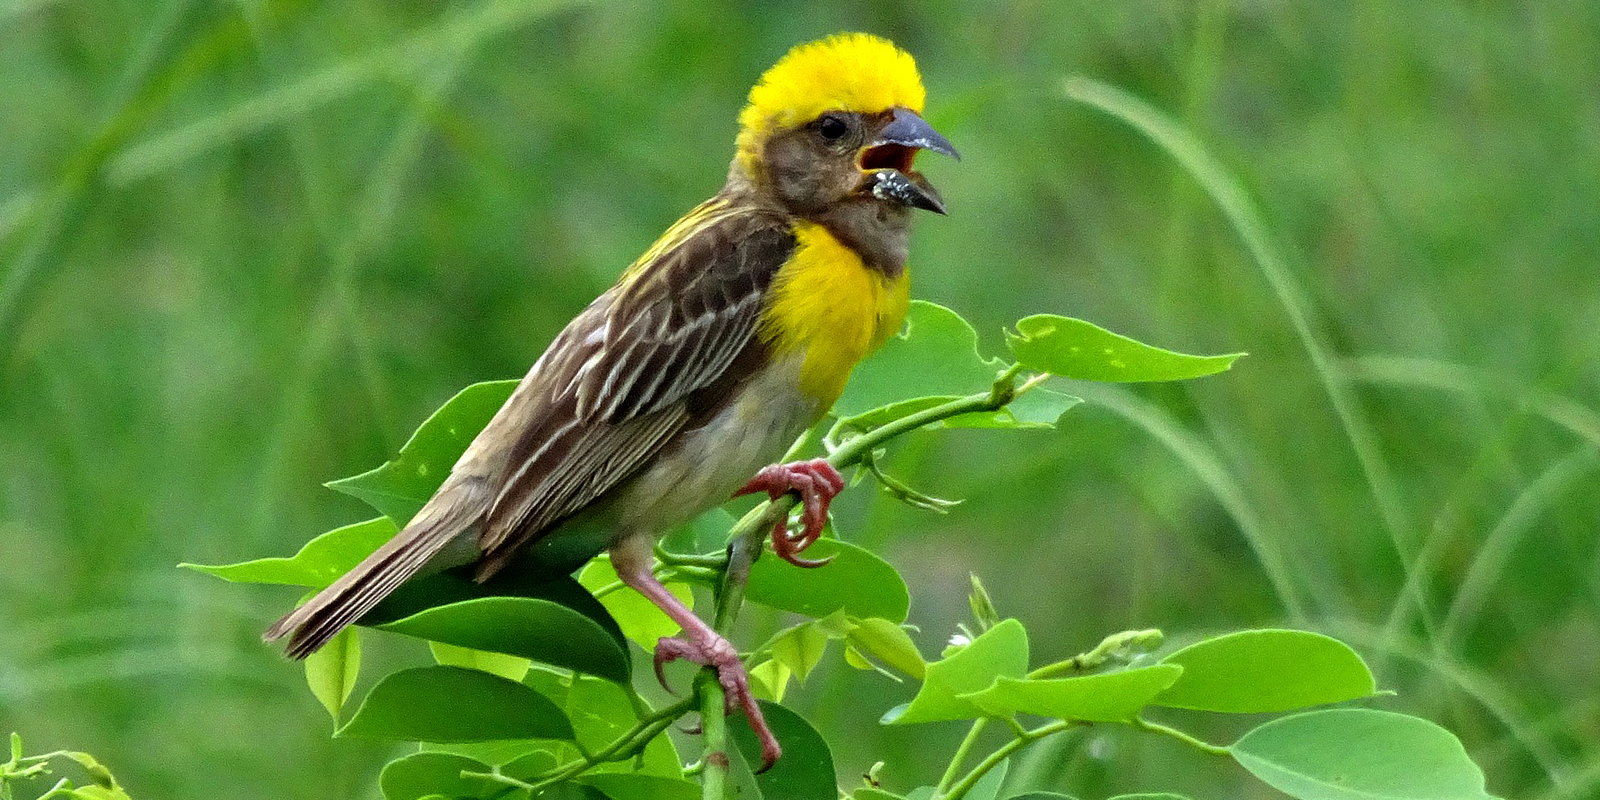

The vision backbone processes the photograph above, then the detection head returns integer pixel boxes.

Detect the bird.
[264,32,957,769]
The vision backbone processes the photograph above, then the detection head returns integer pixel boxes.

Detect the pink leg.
[733,458,845,568]
[611,539,781,772]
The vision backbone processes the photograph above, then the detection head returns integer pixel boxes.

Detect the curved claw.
[650,634,782,770]
[736,458,845,569]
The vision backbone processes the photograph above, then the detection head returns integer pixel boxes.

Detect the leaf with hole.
[338,665,573,743]
[1229,709,1501,800]
[378,596,630,683]
[1155,629,1375,714]
[327,380,516,525]
[961,664,1182,722]
[1006,315,1241,383]
[747,539,909,622]
[882,619,1028,724]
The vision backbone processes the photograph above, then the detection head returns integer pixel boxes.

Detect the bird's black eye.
[816,114,848,140]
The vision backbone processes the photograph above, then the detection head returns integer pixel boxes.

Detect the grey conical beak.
[872,107,960,160]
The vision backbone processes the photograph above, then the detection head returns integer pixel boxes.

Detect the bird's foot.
[734,458,844,568]
[653,633,781,771]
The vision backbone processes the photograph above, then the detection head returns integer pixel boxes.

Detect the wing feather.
[470,204,797,573]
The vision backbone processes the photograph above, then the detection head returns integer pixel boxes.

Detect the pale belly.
[606,351,822,536]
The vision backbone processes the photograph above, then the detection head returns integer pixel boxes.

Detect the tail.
[264,477,487,659]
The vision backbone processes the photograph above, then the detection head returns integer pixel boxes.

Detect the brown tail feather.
[264,477,486,659]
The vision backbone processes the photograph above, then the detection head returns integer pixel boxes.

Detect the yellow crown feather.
[736,33,926,169]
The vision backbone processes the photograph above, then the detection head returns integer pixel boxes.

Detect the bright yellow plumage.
[736,33,927,173]
[760,221,911,404]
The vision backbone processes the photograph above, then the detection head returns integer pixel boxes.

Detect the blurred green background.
[3,1,1597,798]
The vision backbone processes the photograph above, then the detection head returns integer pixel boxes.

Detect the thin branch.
[1130,716,1230,756]
[468,694,698,794]
[939,720,1074,800]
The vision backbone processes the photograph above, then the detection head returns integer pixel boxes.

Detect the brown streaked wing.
[474,208,797,571]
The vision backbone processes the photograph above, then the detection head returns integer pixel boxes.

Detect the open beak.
[859,107,959,215]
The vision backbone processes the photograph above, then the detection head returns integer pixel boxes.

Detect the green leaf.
[882,619,1028,724]
[843,390,1081,432]
[1230,709,1500,800]
[853,790,911,800]
[564,676,682,778]
[1105,795,1193,799]
[429,641,531,683]
[846,618,925,679]
[729,701,837,800]
[747,539,909,622]
[338,665,573,743]
[179,517,394,587]
[769,622,830,683]
[750,659,792,703]
[304,627,361,720]
[960,664,1183,722]
[1155,629,1376,714]
[1003,793,1081,800]
[379,752,498,800]
[577,555,694,649]
[327,380,517,525]
[577,774,700,800]
[968,758,1010,800]
[1006,315,1242,383]
[378,596,630,683]
[836,301,1007,417]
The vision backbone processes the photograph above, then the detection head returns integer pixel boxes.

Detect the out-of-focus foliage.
[2,2,1596,799]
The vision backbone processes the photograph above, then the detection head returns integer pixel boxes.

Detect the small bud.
[968,574,1000,632]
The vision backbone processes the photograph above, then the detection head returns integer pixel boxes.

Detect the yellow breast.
[759,221,911,406]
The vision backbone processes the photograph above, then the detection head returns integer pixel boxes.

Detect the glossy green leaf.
[729,701,837,800]
[847,617,925,679]
[304,627,361,719]
[378,596,630,683]
[836,301,1007,417]
[961,664,1182,722]
[882,619,1028,724]
[577,555,693,648]
[429,641,530,683]
[1006,315,1241,383]
[1003,793,1080,800]
[379,752,497,800]
[577,774,700,800]
[327,380,517,525]
[338,665,573,742]
[1155,629,1375,713]
[747,539,909,622]
[179,517,394,587]
[1230,709,1500,800]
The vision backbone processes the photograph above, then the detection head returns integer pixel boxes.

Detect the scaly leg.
[733,458,845,568]
[610,537,781,771]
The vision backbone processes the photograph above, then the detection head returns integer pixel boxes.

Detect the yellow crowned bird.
[265,32,957,767]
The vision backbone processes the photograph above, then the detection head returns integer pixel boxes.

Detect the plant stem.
[939,720,1074,800]
[472,694,697,795]
[1026,628,1163,680]
[1130,716,1230,756]
[935,718,991,793]
[693,367,1041,798]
